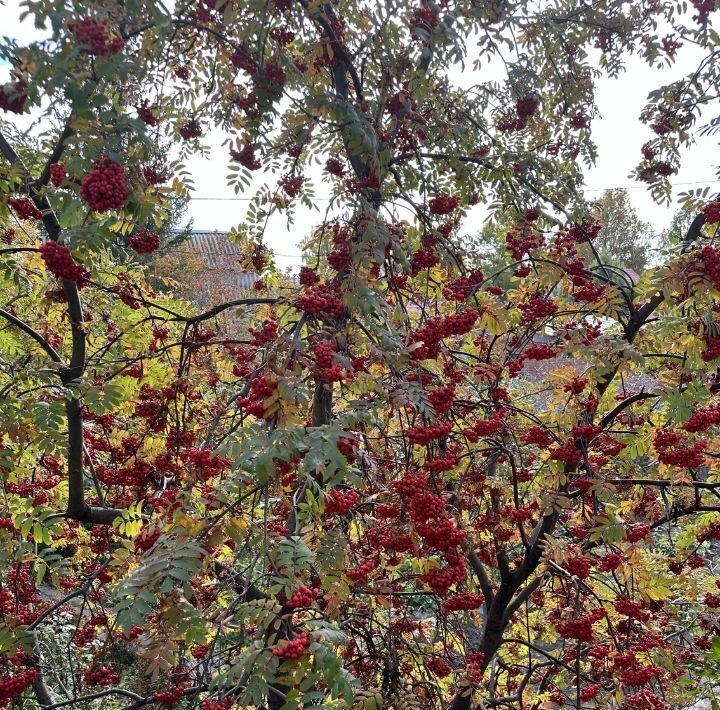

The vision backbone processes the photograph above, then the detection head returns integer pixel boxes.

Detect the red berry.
[129,230,160,254]
[7,197,42,221]
[80,156,128,212]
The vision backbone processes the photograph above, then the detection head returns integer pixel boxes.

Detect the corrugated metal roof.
[180,231,258,293]
[186,231,243,270]
[178,231,258,307]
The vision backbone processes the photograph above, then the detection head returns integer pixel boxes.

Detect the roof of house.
[181,230,258,291]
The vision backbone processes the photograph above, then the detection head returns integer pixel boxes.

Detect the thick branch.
[0,308,63,364]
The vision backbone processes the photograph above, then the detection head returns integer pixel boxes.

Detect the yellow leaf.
[225,517,249,543]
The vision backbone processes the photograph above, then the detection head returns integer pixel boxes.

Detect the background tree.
[589,188,657,274]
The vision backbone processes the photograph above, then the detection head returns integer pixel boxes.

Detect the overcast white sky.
[1,0,718,271]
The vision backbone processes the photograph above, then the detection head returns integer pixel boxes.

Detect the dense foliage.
[1,1,720,708]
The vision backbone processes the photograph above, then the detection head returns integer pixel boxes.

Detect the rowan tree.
[1,1,720,709]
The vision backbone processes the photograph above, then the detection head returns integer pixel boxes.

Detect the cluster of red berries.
[516,94,540,119]
[237,374,276,418]
[420,555,466,596]
[409,6,439,31]
[521,426,552,446]
[0,81,27,114]
[683,405,720,433]
[580,684,602,702]
[572,273,607,303]
[408,421,453,445]
[143,166,168,185]
[129,230,160,254]
[654,428,706,469]
[230,44,257,74]
[692,0,716,23]
[626,524,650,543]
[565,556,591,580]
[615,598,648,622]
[497,113,529,132]
[549,441,583,466]
[230,142,261,170]
[366,525,413,553]
[441,592,485,614]
[555,608,606,642]
[191,644,210,659]
[443,270,484,301]
[8,197,42,220]
[249,318,277,347]
[428,193,459,215]
[620,663,660,687]
[49,163,67,187]
[391,471,429,496]
[375,503,399,519]
[83,665,120,686]
[255,60,286,100]
[201,700,231,710]
[651,117,673,136]
[269,26,295,45]
[183,447,231,483]
[703,200,720,224]
[179,118,203,140]
[639,160,675,183]
[346,559,376,584]
[280,175,304,197]
[571,424,602,441]
[386,88,415,116]
[703,336,720,362]
[406,489,445,522]
[417,519,466,551]
[325,158,345,177]
[325,488,359,516]
[505,228,543,259]
[295,284,344,318]
[704,592,720,608]
[465,651,486,684]
[312,341,345,381]
[327,223,351,271]
[154,687,185,704]
[327,243,350,272]
[286,585,318,608]
[273,631,309,660]
[427,384,455,415]
[518,293,558,324]
[410,309,478,360]
[0,517,15,533]
[425,658,452,678]
[509,342,557,376]
[425,452,459,472]
[697,245,720,288]
[70,17,123,55]
[136,100,160,126]
[80,157,128,212]
[624,689,667,709]
[567,220,602,243]
[40,241,90,285]
[0,667,37,702]
[597,552,622,572]
[410,247,439,275]
[697,521,720,543]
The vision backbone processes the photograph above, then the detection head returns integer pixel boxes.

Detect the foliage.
[0,1,719,709]
[589,189,657,274]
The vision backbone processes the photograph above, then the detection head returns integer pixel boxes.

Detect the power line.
[185,178,720,201]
